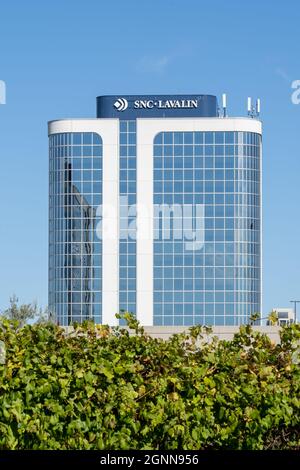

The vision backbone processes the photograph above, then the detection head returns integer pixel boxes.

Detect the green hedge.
[0,314,299,450]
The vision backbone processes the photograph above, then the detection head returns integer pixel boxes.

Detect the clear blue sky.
[0,0,299,315]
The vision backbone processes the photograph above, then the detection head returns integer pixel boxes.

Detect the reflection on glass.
[49,133,102,325]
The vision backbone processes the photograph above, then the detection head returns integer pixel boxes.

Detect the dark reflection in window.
[49,132,102,325]
[64,159,95,323]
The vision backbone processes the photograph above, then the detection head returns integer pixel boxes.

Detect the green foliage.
[249,312,261,325]
[0,314,299,450]
[268,310,279,326]
[1,295,50,327]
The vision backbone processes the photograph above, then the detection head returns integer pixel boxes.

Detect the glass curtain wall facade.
[119,121,137,318]
[49,132,102,325]
[153,131,261,326]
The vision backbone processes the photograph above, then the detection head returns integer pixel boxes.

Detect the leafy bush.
[0,314,299,450]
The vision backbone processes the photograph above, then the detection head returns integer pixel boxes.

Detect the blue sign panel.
[96,95,218,119]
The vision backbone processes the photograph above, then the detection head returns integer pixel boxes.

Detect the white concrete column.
[136,121,154,325]
[101,121,119,325]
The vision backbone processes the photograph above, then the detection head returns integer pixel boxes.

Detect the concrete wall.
[64,325,281,343]
[137,326,281,343]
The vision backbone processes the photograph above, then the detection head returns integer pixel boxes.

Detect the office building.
[48,94,262,326]
[268,308,295,326]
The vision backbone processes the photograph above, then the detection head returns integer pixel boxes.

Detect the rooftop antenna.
[248,96,261,118]
[256,98,261,117]
[247,97,252,117]
[222,93,227,117]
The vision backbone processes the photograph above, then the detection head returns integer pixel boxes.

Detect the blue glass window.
[49,132,103,325]
[153,131,261,327]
